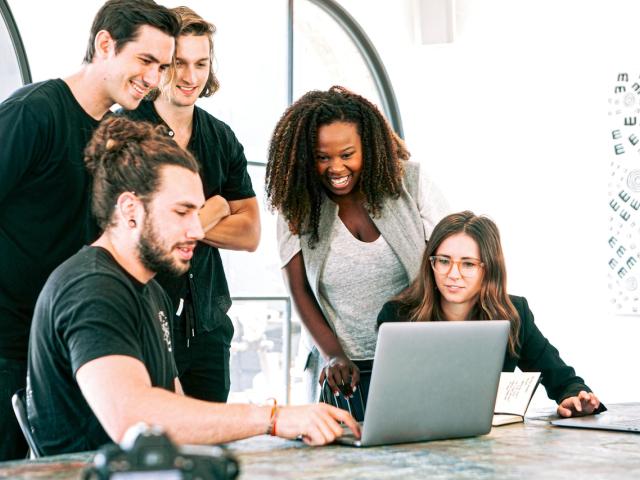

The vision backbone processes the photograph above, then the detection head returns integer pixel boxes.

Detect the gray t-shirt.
[318,219,408,359]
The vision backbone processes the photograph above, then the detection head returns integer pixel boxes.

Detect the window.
[0,0,30,101]
[6,0,402,405]
[293,0,383,121]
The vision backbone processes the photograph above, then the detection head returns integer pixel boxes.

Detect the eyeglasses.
[429,255,484,278]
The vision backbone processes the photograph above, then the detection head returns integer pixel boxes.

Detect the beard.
[138,214,191,277]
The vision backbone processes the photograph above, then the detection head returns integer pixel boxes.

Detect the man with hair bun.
[123,6,260,404]
[26,116,359,455]
[0,0,179,460]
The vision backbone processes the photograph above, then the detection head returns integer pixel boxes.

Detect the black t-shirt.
[121,101,255,332]
[0,79,100,360]
[27,246,177,455]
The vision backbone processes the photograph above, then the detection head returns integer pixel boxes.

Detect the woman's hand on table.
[557,391,601,417]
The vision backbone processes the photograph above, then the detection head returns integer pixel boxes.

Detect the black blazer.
[377,294,599,404]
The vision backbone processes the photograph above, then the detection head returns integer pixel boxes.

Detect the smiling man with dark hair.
[0,0,179,460]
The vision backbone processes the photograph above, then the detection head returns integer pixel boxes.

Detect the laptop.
[551,403,640,433]
[336,320,510,447]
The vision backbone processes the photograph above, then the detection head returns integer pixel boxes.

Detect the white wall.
[337,0,640,404]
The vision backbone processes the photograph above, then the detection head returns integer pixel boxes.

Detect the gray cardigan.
[277,161,448,399]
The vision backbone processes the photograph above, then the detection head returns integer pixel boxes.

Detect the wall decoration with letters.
[608,72,640,315]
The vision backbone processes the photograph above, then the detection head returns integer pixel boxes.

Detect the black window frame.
[0,0,32,86]
[288,0,404,138]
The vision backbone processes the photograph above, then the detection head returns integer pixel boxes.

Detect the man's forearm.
[78,356,269,444]
[112,386,271,444]
[78,356,360,447]
[199,195,231,232]
[201,197,260,251]
[202,212,260,251]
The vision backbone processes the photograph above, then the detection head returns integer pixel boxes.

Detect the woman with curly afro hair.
[266,86,449,408]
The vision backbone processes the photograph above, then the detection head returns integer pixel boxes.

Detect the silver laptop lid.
[551,403,640,433]
[359,320,510,446]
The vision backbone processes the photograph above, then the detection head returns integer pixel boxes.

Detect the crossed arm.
[76,355,360,446]
[198,195,260,252]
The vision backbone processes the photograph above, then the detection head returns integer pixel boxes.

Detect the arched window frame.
[288,0,404,138]
[0,0,32,85]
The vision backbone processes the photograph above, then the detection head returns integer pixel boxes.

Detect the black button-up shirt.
[121,101,255,333]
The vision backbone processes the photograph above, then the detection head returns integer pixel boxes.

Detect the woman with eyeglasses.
[377,211,603,418]
[266,86,448,405]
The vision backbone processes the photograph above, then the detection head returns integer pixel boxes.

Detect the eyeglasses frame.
[428,255,485,278]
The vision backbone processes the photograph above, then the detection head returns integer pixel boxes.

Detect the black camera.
[82,424,239,480]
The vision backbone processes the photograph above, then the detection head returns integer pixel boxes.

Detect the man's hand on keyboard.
[276,403,361,445]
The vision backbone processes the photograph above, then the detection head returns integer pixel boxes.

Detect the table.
[1,404,639,479]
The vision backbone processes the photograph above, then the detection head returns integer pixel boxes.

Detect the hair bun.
[84,116,143,174]
[105,138,120,151]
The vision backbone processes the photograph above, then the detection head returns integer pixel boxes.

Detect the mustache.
[174,241,198,249]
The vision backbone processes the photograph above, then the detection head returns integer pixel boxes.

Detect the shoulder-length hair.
[394,211,521,356]
[149,6,220,101]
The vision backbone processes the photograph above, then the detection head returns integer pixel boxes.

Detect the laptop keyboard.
[341,422,364,439]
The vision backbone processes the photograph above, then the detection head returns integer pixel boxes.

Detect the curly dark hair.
[265,86,409,247]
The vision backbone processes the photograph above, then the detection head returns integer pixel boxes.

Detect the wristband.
[265,398,280,436]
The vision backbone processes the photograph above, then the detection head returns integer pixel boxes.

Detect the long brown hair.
[265,86,409,247]
[394,211,521,356]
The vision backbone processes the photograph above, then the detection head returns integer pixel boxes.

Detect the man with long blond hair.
[122,6,260,403]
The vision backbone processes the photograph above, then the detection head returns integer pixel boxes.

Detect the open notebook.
[492,371,541,426]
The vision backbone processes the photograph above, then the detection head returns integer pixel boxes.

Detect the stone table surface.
[1,403,639,479]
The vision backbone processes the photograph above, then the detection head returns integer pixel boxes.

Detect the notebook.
[551,403,639,433]
[336,320,510,447]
